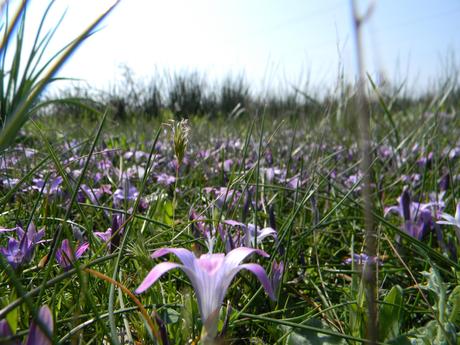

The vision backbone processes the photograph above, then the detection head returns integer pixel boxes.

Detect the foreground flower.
[55,239,89,270]
[0,223,45,269]
[0,305,53,344]
[135,247,275,341]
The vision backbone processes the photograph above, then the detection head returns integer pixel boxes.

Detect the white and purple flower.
[221,220,277,250]
[135,247,275,340]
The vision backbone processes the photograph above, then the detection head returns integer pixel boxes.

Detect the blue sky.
[21,0,460,94]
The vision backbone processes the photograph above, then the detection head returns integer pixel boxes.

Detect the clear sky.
[19,0,460,94]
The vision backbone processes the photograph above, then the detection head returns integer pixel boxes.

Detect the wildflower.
[222,159,233,172]
[0,223,45,269]
[55,239,89,270]
[113,184,139,205]
[135,247,275,340]
[437,202,460,243]
[94,214,124,252]
[0,177,20,189]
[221,220,277,250]
[25,305,54,345]
[204,187,241,209]
[271,260,284,296]
[155,173,176,187]
[78,184,112,204]
[0,305,53,345]
[124,150,148,163]
[344,253,382,266]
[0,319,17,345]
[384,188,436,240]
[189,210,215,253]
[31,176,63,196]
[244,223,277,247]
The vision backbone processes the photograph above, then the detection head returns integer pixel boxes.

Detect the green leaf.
[387,335,412,345]
[379,285,404,341]
[6,290,17,334]
[447,285,460,323]
[161,307,180,324]
[283,319,347,345]
[163,199,174,226]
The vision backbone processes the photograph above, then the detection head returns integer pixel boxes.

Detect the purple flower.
[0,177,20,189]
[416,152,433,168]
[244,224,277,247]
[437,202,460,243]
[94,214,124,252]
[271,260,284,296]
[0,223,45,269]
[31,176,63,196]
[265,167,275,182]
[344,253,382,266]
[78,184,112,204]
[124,150,148,163]
[113,184,139,205]
[155,173,176,187]
[221,220,277,250]
[25,305,53,345]
[222,159,233,172]
[189,210,215,253]
[204,187,241,209]
[0,305,53,345]
[136,247,275,339]
[0,319,18,344]
[96,157,113,174]
[265,149,273,166]
[55,239,89,270]
[94,227,112,245]
[384,188,436,240]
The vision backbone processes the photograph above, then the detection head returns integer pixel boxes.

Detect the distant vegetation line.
[43,66,460,120]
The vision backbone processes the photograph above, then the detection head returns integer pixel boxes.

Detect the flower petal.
[384,205,401,217]
[94,229,112,243]
[25,305,53,345]
[151,247,196,268]
[224,247,268,269]
[34,228,46,243]
[238,263,276,301]
[135,262,181,294]
[0,319,13,339]
[257,227,277,240]
[223,220,246,228]
[0,227,19,234]
[75,242,89,259]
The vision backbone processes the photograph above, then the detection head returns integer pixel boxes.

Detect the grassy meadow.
[1,1,460,345]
